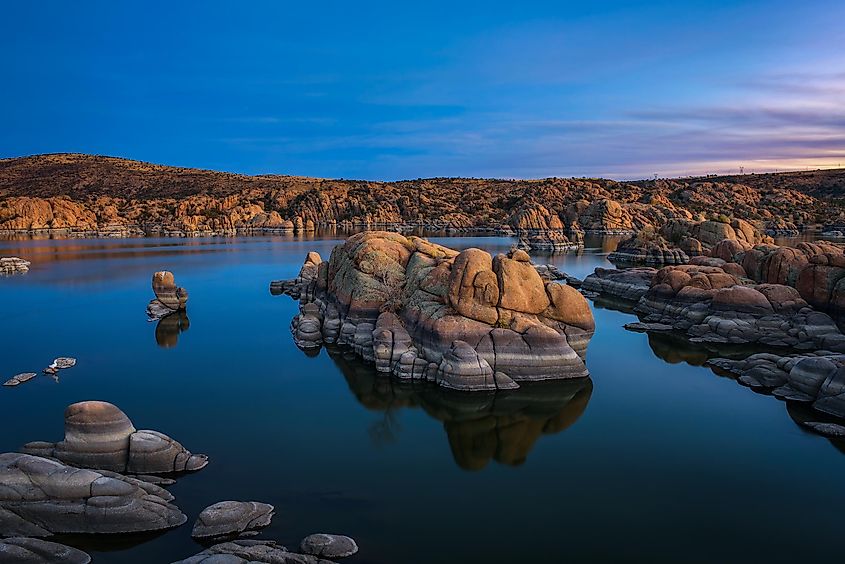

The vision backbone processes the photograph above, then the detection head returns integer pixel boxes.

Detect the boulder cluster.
[712,240,845,316]
[2,401,358,563]
[607,218,772,266]
[273,232,595,391]
[147,270,189,320]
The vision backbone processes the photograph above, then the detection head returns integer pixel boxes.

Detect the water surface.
[1,234,844,563]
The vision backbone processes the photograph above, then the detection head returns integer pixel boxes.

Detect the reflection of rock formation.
[645,332,776,367]
[274,232,594,391]
[327,348,592,471]
[155,309,190,348]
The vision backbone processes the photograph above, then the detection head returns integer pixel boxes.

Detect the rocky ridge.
[1,154,842,237]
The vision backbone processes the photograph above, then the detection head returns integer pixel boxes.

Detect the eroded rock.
[0,537,90,564]
[192,501,275,540]
[21,401,208,475]
[300,534,358,559]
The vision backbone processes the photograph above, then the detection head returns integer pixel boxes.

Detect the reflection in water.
[154,310,190,348]
[327,348,592,471]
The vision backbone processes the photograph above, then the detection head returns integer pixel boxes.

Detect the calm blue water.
[1,234,844,563]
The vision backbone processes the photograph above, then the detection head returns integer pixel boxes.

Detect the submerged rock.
[273,233,595,391]
[21,400,208,475]
[0,537,91,564]
[147,271,189,320]
[192,501,275,540]
[0,452,186,536]
[3,372,37,387]
[173,540,334,563]
[300,534,358,559]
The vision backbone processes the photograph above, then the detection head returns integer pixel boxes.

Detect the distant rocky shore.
[1,153,841,238]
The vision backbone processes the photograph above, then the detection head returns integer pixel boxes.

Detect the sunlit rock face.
[21,401,208,475]
[0,452,186,536]
[630,263,845,352]
[273,232,595,391]
[147,270,189,320]
[712,240,845,317]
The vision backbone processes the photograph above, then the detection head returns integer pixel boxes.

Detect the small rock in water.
[51,357,77,369]
[0,257,31,275]
[300,533,359,559]
[624,322,674,333]
[42,367,58,375]
[3,372,37,387]
[191,501,275,539]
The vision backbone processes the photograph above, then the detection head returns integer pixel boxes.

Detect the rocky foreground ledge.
[272,232,595,391]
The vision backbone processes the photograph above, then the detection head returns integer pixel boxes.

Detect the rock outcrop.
[709,352,845,434]
[147,271,189,320]
[0,537,91,564]
[273,232,595,391]
[21,401,208,475]
[517,230,581,252]
[0,452,186,536]
[581,267,655,302]
[300,534,358,559]
[192,501,275,540]
[3,372,37,387]
[712,240,845,317]
[631,264,845,351]
[173,540,336,563]
[0,257,30,274]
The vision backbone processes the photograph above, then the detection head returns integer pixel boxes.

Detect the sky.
[1,0,843,180]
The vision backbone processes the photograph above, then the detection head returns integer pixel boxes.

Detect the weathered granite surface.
[581,267,655,302]
[0,452,186,536]
[173,540,336,563]
[0,537,91,564]
[21,401,208,475]
[632,264,845,351]
[147,271,189,320]
[192,501,275,540]
[300,534,358,559]
[272,232,595,391]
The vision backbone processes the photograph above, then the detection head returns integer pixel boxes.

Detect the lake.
[1,234,844,563]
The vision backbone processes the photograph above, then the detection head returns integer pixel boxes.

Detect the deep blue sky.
[1,0,843,180]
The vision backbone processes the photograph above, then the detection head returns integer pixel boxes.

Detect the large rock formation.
[607,218,772,267]
[21,401,208,475]
[147,271,189,320]
[631,264,845,351]
[273,232,595,391]
[712,240,845,317]
[0,452,186,536]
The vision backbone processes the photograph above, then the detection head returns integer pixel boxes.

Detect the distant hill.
[0,153,842,235]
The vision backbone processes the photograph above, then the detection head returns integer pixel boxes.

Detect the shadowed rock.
[21,401,208,475]
[0,452,186,536]
[300,534,358,559]
[192,501,275,540]
[0,537,91,564]
[273,233,594,391]
[173,540,334,563]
